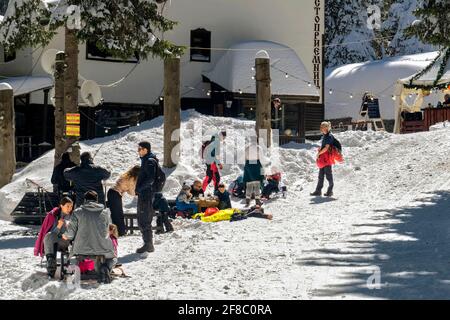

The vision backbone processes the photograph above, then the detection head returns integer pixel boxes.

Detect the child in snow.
[214,183,232,210]
[310,121,341,197]
[153,192,174,234]
[243,158,264,207]
[176,184,198,214]
[109,224,119,258]
[191,179,205,199]
[34,197,74,278]
[231,205,273,221]
[262,172,282,200]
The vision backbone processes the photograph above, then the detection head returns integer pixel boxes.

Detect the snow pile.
[429,121,450,131]
[325,51,440,120]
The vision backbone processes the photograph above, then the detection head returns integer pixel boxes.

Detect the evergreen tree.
[405,0,450,48]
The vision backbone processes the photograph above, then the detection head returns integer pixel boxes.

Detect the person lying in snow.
[214,183,232,210]
[153,192,174,234]
[176,184,198,214]
[34,197,74,278]
[62,191,117,284]
[261,172,282,200]
[232,204,273,221]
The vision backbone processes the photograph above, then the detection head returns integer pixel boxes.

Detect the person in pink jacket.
[34,197,74,278]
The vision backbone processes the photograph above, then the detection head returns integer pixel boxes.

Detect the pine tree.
[325,0,378,68]
[405,0,450,48]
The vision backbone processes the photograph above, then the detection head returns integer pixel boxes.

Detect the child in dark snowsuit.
[153,193,174,234]
[262,172,281,200]
[214,183,232,210]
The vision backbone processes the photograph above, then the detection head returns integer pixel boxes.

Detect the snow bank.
[429,121,450,131]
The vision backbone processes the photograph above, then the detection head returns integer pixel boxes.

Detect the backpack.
[201,140,211,160]
[331,135,342,153]
[151,159,166,193]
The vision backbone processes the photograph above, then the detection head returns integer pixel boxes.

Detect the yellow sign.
[66,125,80,137]
[66,113,80,125]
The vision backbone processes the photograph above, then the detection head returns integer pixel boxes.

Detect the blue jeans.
[176,201,198,214]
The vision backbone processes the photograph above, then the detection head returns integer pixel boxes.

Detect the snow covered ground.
[1,110,450,300]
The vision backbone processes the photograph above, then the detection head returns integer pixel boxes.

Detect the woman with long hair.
[107,165,140,236]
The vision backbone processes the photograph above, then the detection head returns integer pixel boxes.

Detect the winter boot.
[324,190,333,197]
[155,225,165,235]
[310,190,321,196]
[97,264,111,284]
[46,254,57,278]
[136,242,155,254]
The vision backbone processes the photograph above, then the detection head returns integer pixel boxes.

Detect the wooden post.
[64,27,80,165]
[42,89,49,143]
[255,53,272,147]
[54,51,66,167]
[0,85,16,188]
[163,57,181,168]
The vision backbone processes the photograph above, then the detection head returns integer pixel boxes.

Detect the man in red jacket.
[311,122,335,197]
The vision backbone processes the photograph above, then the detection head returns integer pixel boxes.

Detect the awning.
[202,40,319,97]
[399,49,450,88]
[0,76,53,97]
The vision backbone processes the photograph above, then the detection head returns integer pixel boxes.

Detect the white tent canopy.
[203,40,319,98]
[0,76,53,97]
[393,49,450,133]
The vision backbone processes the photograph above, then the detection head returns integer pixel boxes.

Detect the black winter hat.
[138,141,151,152]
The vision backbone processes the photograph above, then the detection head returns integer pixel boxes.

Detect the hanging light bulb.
[239,89,243,94]
[349,93,353,99]
[392,95,396,101]
[207,91,211,96]
[105,128,109,134]
[251,67,255,71]
[159,96,164,101]
[137,122,140,127]
[285,73,289,78]
[308,82,312,87]
[329,89,333,95]
[252,75,255,80]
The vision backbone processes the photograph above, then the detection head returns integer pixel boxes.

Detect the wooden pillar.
[64,27,80,165]
[42,89,49,143]
[255,53,272,147]
[0,86,16,188]
[163,57,181,168]
[54,51,66,167]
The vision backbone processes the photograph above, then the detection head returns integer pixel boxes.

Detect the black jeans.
[316,165,334,193]
[137,194,154,245]
[107,189,126,237]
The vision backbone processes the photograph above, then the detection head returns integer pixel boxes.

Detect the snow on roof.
[0,76,53,97]
[325,51,440,120]
[399,49,450,86]
[203,41,319,97]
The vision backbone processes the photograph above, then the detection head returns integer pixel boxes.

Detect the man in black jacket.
[51,152,76,196]
[135,141,158,254]
[64,152,111,207]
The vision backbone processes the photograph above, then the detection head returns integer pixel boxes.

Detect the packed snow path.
[1,111,450,300]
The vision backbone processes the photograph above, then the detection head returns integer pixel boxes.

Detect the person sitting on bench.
[34,197,74,278]
[62,191,117,284]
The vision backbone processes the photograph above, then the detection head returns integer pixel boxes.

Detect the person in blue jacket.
[214,183,232,210]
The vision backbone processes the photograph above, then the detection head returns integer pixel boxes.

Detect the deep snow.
[1,110,450,300]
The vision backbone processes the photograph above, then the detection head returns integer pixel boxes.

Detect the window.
[190,28,211,62]
[86,40,139,63]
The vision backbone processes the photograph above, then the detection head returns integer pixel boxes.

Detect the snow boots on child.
[136,242,155,254]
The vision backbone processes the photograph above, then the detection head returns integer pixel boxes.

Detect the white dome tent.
[393,48,450,133]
